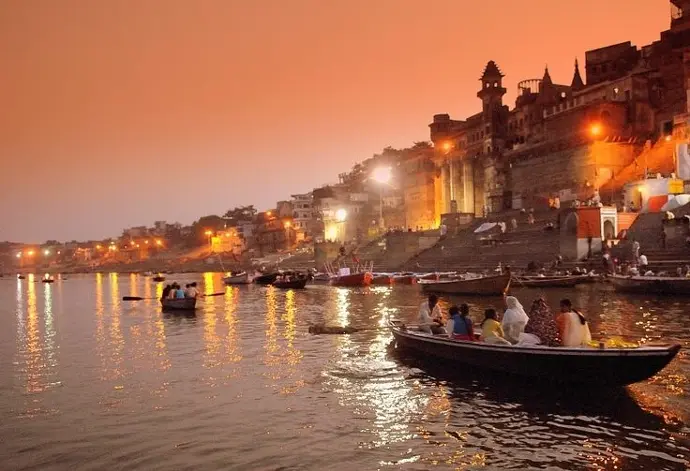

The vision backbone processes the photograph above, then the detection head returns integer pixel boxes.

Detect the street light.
[16,252,21,258]
[155,239,163,247]
[589,123,602,138]
[372,167,392,230]
[43,249,50,256]
[27,250,34,256]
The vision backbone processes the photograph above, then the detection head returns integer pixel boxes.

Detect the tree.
[411,141,432,150]
[223,205,257,221]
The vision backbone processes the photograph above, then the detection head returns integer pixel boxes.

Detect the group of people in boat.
[161,282,199,300]
[417,283,592,348]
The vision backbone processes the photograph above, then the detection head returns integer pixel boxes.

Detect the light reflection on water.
[0,274,688,470]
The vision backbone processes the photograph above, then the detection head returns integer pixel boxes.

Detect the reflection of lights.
[335,209,347,222]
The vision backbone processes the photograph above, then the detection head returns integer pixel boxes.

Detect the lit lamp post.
[335,208,347,242]
[372,167,392,230]
[204,230,213,252]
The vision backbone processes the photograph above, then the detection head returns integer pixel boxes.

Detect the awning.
[644,195,669,213]
[661,194,690,212]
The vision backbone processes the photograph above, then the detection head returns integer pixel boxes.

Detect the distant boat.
[152,274,166,282]
[42,277,55,283]
[272,277,308,290]
[223,272,252,285]
[330,271,373,287]
[254,273,280,285]
[161,297,196,311]
[143,271,153,276]
[17,274,26,280]
[610,274,690,296]
[392,273,417,285]
[419,273,510,296]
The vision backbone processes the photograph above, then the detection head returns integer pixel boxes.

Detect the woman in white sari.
[502,295,529,344]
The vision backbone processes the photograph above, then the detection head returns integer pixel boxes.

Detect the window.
[494,81,499,87]
[485,82,490,88]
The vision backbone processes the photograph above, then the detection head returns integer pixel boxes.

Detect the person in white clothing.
[418,294,445,334]
[502,295,529,344]
[639,254,648,272]
[184,282,199,298]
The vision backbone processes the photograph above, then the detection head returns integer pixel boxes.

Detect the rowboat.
[272,277,308,289]
[161,297,197,311]
[371,274,393,285]
[419,273,510,296]
[17,275,26,280]
[152,274,166,282]
[389,320,681,386]
[610,274,690,296]
[223,272,251,285]
[41,278,55,283]
[330,271,373,287]
[392,273,417,285]
[253,273,279,285]
[417,273,440,281]
[515,275,584,288]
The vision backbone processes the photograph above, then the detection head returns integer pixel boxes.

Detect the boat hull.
[516,276,582,288]
[393,275,417,285]
[419,273,510,296]
[272,278,308,289]
[371,274,393,286]
[152,276,166,282]
[330,272,373,287]
[390,323,680,386]
[223,272,251,285]
[611,275,690,295]
[254,273,279,285]
[160,297,197,311]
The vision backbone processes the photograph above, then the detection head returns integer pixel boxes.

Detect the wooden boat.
[311,272,332,284]
[417,273,440,281]
[419,273,510,296]
[330,271,373,287]
[160,297,197,311]
[389,320,681,386]
[392,273,417,285]
[272,277,308,289]
[152,274,166,282]
[17,275,26,280]
[223,272,251,285]
[371,274,393,286]
[610,274,690,296]
[41,278,55,283]
[515,275,581,288]
[254,272,280,285]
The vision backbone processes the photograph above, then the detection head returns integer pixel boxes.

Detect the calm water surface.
[1,273,689,470]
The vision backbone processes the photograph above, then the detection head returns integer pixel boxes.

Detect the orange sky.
[0,0,671,242]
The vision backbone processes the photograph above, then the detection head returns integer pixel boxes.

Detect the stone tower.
[477,61,507,115]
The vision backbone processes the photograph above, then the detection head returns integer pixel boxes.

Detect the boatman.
[418,294,446,335]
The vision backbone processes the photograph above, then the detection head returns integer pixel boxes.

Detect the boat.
[417,273,440,281]
[311,272,332,284]
[253,272,280,285]
[17,275,26,280]
[41,277,55,283]
[330,271,373,287]
[160,297,197,311]
[388,320,681,386]
[610,274,690,295]
[223,271,252,285]
[272,277,309,289]
[419,273,510,296]
[152,274,166,282]
[515,275,582,288]
[371,273,393,286]
[143,271,153,277]
[392,273,417,285]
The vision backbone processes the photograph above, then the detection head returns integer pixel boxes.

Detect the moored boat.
[17,274,26,280]
[389,320,681,386]
[223,271,252,285]
[610,274,690,295]
[417,273,440,281]
[330,271,373,287]
[515,275,583,288]
[160,297,197,311]
[419,273,510,296]
[272,277,309,289]
[392,273,417,285]
[41,277,55,283]
[371,273,393,286]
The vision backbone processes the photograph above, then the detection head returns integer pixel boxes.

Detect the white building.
[291,193,313,232]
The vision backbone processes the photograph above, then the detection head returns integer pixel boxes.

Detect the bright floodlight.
[43,249,50,256]
[335,209,347,222]
[442,141,453,151]
[372,167,392,184]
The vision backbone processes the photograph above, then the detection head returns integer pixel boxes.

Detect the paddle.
[122,292,226,301]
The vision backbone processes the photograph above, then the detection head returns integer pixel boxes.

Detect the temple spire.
[542,65,553,86]
[571,58,585,91]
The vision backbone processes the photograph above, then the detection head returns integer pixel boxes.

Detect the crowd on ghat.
[417,280,591,347]
[161,282,199,300]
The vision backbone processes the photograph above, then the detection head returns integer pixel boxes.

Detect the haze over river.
[1,273,689,470]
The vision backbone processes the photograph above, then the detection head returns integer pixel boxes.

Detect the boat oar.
[123,292,226,301]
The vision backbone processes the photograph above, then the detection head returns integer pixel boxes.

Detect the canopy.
[661,194,690,212]
[474,222,498,234]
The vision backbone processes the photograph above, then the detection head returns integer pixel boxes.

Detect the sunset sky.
[0,0,670,242]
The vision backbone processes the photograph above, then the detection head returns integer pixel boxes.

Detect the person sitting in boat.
[556,299,592,347]
[501,295,529,344]
[161,284,173,301]
[173,283,185,299]
[418,294,445,335]
[446,304,474,341]
[480,308,510,345]
[185,282,199,298]
[167,283,179,299]
[523,297,561,347]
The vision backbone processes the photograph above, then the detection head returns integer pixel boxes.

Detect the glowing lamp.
[442,141,453,152]
[16,252,21,258]
[589,123,602,137]
[284,221,291,228]
[204,230,212,236]
[372,167,392,184]
[43,249,50,256]
[335,209,347,222]
[27,250,34,256]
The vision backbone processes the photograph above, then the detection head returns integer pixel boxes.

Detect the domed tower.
[477,61,507,115]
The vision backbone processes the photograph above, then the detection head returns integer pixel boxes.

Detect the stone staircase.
[403,209,562,273]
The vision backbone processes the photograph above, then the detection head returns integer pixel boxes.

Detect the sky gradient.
[0,0,670,242]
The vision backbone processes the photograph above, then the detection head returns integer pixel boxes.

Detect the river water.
[0,273,689,470]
